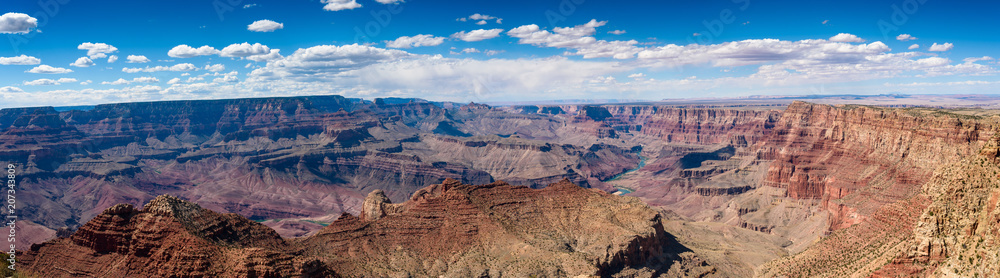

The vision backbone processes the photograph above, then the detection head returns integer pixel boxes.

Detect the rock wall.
[22,180,710,277]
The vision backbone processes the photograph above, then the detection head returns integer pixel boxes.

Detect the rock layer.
[21,179,708,277]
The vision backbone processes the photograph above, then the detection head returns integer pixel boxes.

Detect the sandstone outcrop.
[22,179,710,277]
[20,195,327,278]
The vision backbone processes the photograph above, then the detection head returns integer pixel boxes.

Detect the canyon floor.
[5,94,1000,277]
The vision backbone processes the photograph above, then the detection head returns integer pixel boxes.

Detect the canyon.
[7,95,1000,277]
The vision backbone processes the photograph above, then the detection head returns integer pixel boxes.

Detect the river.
[605,154,647,195]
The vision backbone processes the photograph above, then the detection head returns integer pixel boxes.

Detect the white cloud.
[167,78,181,84]
[243,4,257,8]
[963,56,993,63]
[908,44,920,50]
[102,77,159,85]
[0,86,23,93]
[69,57,95,67]
[458,13,501,24]
[186,77,204,82]
[246,49,283,62]
[0,55,41,65]
[168,45,220,58]
[205,64,226,72]
[0,13,37,34]
[451,29,504,42]
[821,20,830,25]
[26,65,73,74]
[81,80,92,85]
[217,43,283,62]
[248,20,284,32]
[928,42,954,52]
[628,73,645,79]
[250,44,411,80]
[608,30,626,35]
[321,0,361,11]
[107,55,118,63]
[636,39,891,68]
[508,19,640,59]
[78,43,119,59]
[127,55,151,63]
[24,78,77,86]
[462,48,480,53]
[221,42,271,57]
[214,76,239,83]
[122,63,198,73]
[828,33,865,43]
[385,35,446,48]
[374,0,404,3]
[896,34,917,41]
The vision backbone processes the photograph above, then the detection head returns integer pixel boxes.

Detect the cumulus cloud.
[221,42,270,57]
[321,0,361,11]
[457,13,502,24]
[108,55,118,63]
[127,55,151,63]
[26,65,73,74]
[69,57,95,67]
[78,43,118,59]
[628,73,645,79]
[608,30,626,35]
[385,35,446,48]
[168,45,220,58]
[0,86,23,93]
[248,44,411,80]
[928,42,954,52]
[451,29,504,42]
[248,20,283,32]
[102,77,159,85]
[908,44,920,50]
[0,55,41,65]
[828,33,865,43]
[508,19,640,59]
[205,64,226,72]
[896,34,917,41]
[0,13,37,34]
[122,63,198,73]
[24,78,77,86]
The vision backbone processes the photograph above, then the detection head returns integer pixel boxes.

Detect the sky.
[0,0,999,108]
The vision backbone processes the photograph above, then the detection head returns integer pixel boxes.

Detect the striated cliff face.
[757,102,994,231]
[754,102,1000,277]
[20,195,328,278]
[1,97,645,247]
[602,105,781,145]
[299,178,710,277]
[22,179,712,277]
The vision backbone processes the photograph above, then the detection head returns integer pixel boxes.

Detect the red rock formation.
[298,178,697,277]
[759,102,994,230]
[22,179,705,277]
[756,103,999,277]
[20,195,330,278]
[604,105,781,144]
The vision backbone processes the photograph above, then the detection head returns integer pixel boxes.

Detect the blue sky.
[1,0,998,107]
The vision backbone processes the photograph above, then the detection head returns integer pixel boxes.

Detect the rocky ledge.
[20,179,710,277]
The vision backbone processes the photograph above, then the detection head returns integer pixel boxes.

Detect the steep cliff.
[20,195,329,278]
[22,180,712,277]
[754,102,999,277]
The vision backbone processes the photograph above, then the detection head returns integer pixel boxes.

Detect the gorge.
[6,95,1000,277]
